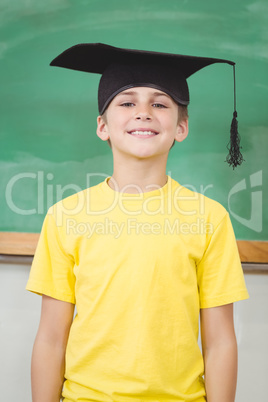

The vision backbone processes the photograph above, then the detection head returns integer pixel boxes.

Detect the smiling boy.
[26,43,249,402]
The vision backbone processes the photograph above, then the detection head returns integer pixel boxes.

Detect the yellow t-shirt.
[26,175,249,402]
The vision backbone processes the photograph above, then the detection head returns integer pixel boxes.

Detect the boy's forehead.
[115,87,173,99]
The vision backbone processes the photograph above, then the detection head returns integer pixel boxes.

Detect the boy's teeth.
[131,131,156,135]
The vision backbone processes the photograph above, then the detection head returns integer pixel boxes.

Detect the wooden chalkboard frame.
[0,233,267,269]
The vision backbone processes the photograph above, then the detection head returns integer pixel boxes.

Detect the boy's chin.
[115,146,170,160]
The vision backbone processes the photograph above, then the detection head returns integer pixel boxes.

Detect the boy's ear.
[174,119,189,143]
[96,115,110,141]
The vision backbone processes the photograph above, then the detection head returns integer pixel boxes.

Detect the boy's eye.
[153,103,167,108]
[121,102,135,107]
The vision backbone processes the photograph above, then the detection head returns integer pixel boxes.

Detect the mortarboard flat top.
[50,42,235,77]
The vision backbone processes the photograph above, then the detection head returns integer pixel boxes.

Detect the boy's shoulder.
[47,180,104,217]
[171,177,228,223]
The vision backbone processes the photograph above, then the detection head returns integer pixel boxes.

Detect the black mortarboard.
[50,43,244,168]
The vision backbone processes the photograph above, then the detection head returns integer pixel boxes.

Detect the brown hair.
[101,104,188,150]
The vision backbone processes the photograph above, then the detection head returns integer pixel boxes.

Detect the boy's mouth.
[128,129,159,137]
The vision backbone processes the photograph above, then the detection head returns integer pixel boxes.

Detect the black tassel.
[225,65,244,169]
[225,111,244,169]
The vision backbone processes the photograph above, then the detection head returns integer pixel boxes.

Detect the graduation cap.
[50,43,244,168]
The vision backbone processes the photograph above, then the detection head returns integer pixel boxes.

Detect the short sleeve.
[26,207,76,304]
[197,212,249,309]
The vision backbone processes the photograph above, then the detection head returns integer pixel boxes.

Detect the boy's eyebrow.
[116,91,136,97]
[152,92,171,99]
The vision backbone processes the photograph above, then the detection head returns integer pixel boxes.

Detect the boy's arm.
[31,295,75,402]
[200,303,238,402]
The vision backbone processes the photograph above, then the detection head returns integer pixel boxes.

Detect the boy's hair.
[101,104,188,150]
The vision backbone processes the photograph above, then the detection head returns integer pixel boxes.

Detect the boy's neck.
[108,164,168,194]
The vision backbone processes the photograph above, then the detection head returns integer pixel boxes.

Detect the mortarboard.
[50,43,244,168]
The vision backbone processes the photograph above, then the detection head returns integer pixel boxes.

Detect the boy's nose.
[135,109,152,121]
[135,115,151,120]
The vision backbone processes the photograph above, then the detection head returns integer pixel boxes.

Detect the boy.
[26,43,249,402]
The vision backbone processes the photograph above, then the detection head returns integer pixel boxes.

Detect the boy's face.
[96,87,188,161]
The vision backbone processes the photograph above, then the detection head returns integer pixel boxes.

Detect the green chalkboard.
[0,0,267,240]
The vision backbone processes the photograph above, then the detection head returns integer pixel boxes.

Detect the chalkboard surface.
[0,0,267,240]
